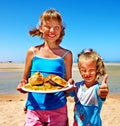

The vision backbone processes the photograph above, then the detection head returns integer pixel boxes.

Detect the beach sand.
[0,94,120,126]
[0,62,120,126]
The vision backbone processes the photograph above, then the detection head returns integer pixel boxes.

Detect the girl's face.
[79,58,97,87]
[40,19,62,44]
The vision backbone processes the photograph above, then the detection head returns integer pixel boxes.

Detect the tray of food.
[22,72,73,93]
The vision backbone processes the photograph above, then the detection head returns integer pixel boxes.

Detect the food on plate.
[50,75,68,88]
[44,74,68,87]
[28,72,44,86]
[23,72,68,91]
[44,74,56,83]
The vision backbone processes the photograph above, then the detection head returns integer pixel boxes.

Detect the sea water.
[0,71,23,94]
[0,64,120,94]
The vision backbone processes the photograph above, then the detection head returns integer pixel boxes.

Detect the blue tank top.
[26,49,70,110]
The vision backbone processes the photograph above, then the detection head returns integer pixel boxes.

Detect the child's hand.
[16,80,27,93]
[66,78,76,93]
[68,78,74,85]
[98,74,109,98]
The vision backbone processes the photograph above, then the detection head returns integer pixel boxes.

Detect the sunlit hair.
[29,9,65,44]
[77,48,106,81]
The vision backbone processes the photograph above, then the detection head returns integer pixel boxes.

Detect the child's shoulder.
[59,46,72,53]
[34,44,43,49]
[28,44,43,51]
[75,80,84,87]
[58,46,72,58]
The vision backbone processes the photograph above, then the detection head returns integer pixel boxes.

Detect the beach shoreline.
[0,62,120,70]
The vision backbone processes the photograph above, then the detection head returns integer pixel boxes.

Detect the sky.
[0,0,120,62]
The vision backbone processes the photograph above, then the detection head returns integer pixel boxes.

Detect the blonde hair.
[78,48,106,81]
[29,9,65,44]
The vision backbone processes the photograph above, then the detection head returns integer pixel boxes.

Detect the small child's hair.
[29,9,65,44]
[78,48,106,81]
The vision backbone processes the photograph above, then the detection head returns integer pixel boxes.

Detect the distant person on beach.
[17,9,74,126]
[69,49,109,126]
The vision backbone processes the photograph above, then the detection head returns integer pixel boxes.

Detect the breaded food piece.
[51,75,68,88]
[44,74,68,88]
[44,74,56,83]
[28,72,44,86]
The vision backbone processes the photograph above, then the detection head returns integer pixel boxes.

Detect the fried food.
[50,76,68,88]
[44,74,68,87]
[28,72,44,86]
[44,74,56,83]
[25,72,68,91]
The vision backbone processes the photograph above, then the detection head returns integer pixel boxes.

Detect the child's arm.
[16,48,33,93]
[98,74,109,98]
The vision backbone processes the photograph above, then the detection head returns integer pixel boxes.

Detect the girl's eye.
[80,70,86,73]
[54,26,60,30]
[80,69,96,73]
[45,26,51,29]
[44,25,61,30]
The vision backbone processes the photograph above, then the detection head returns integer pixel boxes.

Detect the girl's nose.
[85,71,90,75]
[50,27,54,32]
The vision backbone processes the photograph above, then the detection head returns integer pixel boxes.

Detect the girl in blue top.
[17,9,73,126]
[69,49,109,126]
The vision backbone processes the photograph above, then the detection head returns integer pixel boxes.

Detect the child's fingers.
[68,78,74,84]
[16,83,27,93]
[98,74,109,98]
[102,74,108,85]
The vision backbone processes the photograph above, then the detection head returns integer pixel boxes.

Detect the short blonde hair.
[78,48,106,81]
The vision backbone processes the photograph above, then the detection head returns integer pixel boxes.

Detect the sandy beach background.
[0,62,120,126]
